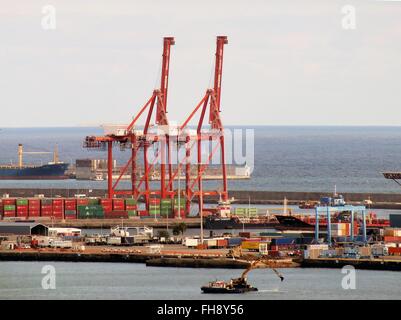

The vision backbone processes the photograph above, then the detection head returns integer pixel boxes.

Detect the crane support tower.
[174,36,229,216]
[83,37,176,212]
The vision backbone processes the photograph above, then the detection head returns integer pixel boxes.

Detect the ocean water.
[0,261,400,300]
[1,126,401,193]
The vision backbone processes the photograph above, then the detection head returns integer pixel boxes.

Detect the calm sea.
[0,261,400,300]
[1,126,401,193]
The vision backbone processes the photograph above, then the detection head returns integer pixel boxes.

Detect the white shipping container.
[51,240,73,248]
[184,238,199,247]
[307,244,329,251]
[107,237,122,245]
[205,239,217,247]
[371,245,389,256]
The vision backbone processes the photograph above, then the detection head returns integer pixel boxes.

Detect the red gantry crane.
[170,36,229,217]
[83,37,176,212]
[84,36,230,218]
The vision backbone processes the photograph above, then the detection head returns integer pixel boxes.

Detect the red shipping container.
[29,210,40,217]
[217,239,228,248]
[384,236,401,242]
[17,212,28,218]
[100,199,113,205]
[389,247,401,255]
[3,210,16,217]
[65,215,76,220]
[174,209,185,219]
[53,199,64,205]
[138,210,149,216]
[41,210,53,216]
[105,211,128,219]
[113,199,125,210]
[3,199,16,205]
[41,204,52,209]
[77,199,89,205]
[126,205,137,210]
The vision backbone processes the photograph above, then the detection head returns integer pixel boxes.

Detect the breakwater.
[2,188,401,208]
[301,257,401,271]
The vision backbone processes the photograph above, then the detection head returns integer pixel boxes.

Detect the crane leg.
[272,268,284,282]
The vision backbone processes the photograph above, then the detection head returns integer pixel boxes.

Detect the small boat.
[201,258,284,294]
[201,279,258,294]
[298,200,318,209]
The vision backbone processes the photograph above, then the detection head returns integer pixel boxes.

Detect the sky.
[0,0,401,127]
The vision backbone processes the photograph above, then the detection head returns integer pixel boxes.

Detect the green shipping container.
[77,205,103,211]
[41,199,52,205]
[4,205,16,211]
[77,205,104,219]
[65,210,76,215]
[127,210,137,217]
[87,198,99,205]
[125,199,137,205]
[78,212,104,219]
[16,199,28,206]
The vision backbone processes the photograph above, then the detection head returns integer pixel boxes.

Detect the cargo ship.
[275,212,390,230]
[0,144,68,180]
[204,215,279,230]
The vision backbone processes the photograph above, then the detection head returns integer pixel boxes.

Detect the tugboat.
[201,258,284,294]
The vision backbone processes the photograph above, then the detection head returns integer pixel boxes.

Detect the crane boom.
[156,36,175,124]
[240,258,285,282]
[213,36,228,112]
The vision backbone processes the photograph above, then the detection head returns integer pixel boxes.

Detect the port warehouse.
[0,223,48,236]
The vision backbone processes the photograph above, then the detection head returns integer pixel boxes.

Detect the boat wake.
[257,288,284,294]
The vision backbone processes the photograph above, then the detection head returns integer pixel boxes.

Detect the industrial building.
[0,222,48,236]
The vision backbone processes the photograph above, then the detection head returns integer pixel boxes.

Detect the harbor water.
[0,261,400,300]
[1,126,401,193]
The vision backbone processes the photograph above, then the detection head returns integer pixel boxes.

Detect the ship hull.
[204,216,279,230]
[201,286,258,294]
[0,163,69,180]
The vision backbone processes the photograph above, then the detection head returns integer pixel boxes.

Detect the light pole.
[177,134,181,220]
[199,164,204,244]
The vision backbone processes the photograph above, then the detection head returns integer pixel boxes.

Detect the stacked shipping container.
[0,197,194,220]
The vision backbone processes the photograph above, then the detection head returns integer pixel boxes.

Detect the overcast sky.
[1,0,401,127]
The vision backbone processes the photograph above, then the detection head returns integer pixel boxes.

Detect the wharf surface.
[301,257,401,271]
[3,188,401,209]
[2,218,201,229]
[0,249,246,268]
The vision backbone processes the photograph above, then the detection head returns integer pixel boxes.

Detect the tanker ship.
[0,144,69,180]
